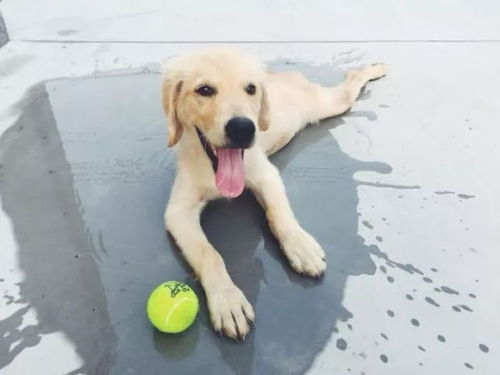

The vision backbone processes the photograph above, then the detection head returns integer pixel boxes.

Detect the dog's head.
[162,48,269,197]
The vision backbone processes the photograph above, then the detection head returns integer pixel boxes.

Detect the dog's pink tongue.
[215,148,245,198]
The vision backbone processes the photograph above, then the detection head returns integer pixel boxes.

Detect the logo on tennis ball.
[164,281,191,298]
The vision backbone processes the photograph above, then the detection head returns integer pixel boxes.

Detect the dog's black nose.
[225,117,255,148]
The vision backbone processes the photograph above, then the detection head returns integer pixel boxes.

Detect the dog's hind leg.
[261,63,387,155]
[308,63,388,123]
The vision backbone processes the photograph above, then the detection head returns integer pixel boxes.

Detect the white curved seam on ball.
[163,297,196,330]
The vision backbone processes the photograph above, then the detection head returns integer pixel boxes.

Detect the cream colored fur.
[162,48,387,339]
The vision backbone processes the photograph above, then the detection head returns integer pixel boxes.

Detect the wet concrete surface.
[0,84,116,374]
[0,11,9,48]
[0,62,395,374]
[0,61,495,374]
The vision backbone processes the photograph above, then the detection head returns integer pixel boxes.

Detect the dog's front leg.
[165,178,255,339]
[246,152,326,277]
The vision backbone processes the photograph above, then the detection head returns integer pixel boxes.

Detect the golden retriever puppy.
[162,48,386,339]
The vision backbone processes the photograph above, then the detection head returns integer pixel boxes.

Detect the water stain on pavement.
[1,59,484,374]
[0,58,397,374]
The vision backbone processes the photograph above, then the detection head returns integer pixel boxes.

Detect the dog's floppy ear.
[162,77,184,147]
[258,85,270,131]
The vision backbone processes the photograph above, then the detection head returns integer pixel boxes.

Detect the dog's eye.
[245,83,256,95]
[195,85,216,97]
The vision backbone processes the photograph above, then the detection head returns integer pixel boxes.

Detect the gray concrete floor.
[0,2,499,375]
[0,11,9,48]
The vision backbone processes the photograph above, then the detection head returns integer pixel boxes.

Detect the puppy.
[162,48,386,339]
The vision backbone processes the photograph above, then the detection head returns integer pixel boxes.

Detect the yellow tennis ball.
[147,281,199,333]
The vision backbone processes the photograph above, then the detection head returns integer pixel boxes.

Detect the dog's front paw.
[282,229,326,277]
[206,282,255,340]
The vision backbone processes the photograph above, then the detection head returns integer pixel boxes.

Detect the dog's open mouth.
[196,128,245,198]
